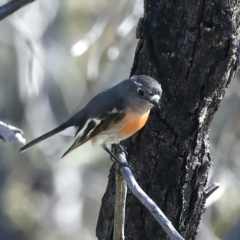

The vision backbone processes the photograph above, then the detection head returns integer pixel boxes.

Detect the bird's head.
[127,75,162,112]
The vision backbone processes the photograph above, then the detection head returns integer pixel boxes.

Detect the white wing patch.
[75,118,102,140]
[109,108,118,114]
[75,119,92,139]
[60,126,78,136]
[86,119,101,137]
[108,108,123,114]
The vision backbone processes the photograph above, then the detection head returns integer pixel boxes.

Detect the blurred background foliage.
[0,0,239,239]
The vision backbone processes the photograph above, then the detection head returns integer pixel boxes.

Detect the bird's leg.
[113,143,128,156]
[103,146,130,168]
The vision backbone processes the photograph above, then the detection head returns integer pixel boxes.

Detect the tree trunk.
[96,0,240,239]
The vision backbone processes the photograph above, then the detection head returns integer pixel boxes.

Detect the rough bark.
[97,1,240,239]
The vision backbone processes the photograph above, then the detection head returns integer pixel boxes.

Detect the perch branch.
[112,146,184,240]
[0,121,25,145]
[0,0,36,21]
[113,163,127,240]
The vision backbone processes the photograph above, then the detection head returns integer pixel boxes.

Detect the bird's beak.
[150,99,161,109]
[149,95,161,109]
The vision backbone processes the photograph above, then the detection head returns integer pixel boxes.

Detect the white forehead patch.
[134,80,143,87]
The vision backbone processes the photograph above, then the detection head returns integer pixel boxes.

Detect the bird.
[19,75,162,167]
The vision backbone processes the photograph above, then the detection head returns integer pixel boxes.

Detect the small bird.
[20,75,162,166]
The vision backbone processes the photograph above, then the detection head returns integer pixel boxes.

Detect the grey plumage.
[19,75,162,157]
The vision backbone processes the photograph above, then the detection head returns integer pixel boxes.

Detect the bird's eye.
[137,88,144,96]
[149,92,154,96]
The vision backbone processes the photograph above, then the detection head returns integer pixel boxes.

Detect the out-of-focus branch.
[0,0,36,21]
[0,121,25,145]
[204,183,220,199]
[114,164,127,240]
[113,146,184,240]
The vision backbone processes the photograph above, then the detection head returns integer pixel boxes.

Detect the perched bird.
[20,75,162,166]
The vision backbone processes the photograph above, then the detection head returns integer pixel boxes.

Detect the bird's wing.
[20,81,128,154]
[61,109,125,158]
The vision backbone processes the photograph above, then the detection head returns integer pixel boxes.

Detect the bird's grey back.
[69,80,128,127]
[68,75,161,128]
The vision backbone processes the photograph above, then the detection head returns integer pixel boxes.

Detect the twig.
[0,0,36,21]
[204,183,220,199]
[113,146,184,240]
[114,164,127,240]
[0,121,25,145]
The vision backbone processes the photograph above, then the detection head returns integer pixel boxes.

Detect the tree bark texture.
[97,1,240,239]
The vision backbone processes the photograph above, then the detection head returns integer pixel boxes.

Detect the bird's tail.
[19,124,68,153]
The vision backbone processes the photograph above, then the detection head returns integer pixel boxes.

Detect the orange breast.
[120,109,150,137]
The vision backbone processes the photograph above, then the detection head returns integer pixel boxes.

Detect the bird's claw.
[118,144,128,156]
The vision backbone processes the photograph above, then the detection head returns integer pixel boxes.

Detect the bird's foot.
[118,144,128,156]
[103,146,131,169]
[112,144,128,156]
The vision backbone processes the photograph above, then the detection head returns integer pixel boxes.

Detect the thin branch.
[114,164,127,240]
[0,121,25,145]
[113,146,184,240]
[0,0,36,21]
[204,183,220,199]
